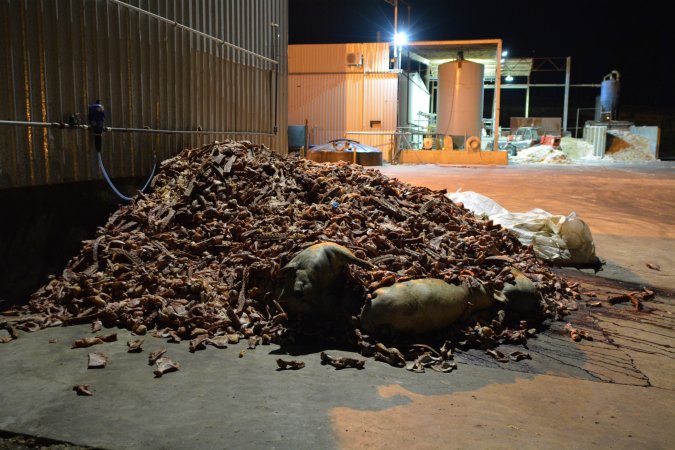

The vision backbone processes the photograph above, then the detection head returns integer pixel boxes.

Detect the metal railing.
[346,130,455,163]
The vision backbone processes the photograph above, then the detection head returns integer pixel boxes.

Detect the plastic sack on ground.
[447,191,597,266]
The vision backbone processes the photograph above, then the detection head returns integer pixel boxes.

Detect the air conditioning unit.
[346,52,363,66]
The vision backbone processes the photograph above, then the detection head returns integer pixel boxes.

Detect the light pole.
[384,0,409,70]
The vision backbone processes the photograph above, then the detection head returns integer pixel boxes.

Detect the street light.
[505,74,514,82]
[394,31,408,47]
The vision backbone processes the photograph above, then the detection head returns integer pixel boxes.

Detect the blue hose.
[98,151,156,202]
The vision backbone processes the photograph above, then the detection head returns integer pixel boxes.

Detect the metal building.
[288,43,398,160]
[289,40,506,161]
[0,0,288,189]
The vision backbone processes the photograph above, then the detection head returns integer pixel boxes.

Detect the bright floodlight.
[394,32,408,46]
[505,74,514,82]
[502,50,508,57]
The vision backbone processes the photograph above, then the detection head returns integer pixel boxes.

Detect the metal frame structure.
[489,56,601,133]
[403,39,503,151]
[401,50,602,137]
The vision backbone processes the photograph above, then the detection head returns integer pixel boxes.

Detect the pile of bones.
[3,140,579,372]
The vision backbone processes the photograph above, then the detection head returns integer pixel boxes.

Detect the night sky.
[289,0,673,109]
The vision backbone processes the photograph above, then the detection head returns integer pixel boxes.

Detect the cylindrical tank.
[436,60,484,138]
[600,70,620,116]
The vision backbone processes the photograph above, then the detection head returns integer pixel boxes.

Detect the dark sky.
[289,0,673,108]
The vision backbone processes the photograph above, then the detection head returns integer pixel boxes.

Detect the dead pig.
[359,278,497,334]
[280,242,372,317]
[502,269,541,314]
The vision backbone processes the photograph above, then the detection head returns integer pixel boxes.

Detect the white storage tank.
[436,60,484,139]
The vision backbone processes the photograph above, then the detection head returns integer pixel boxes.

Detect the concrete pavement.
[1,161,674,449]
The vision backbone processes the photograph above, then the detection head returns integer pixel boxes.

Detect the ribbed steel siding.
[289,73,397,153]
[360,73,398,160]
[0,0,288,189]
[289,43,390,73]
[288,43,397,160]
[289,74,346,144]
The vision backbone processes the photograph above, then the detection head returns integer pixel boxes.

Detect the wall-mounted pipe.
[346,131,414,136]
[0,120,275,137]
[107,127,276,136]
[271,22,281,134]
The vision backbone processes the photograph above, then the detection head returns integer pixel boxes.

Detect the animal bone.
[509,351,532,361]
[154,357,180,377]
[71,337,104,349]
[276,359,305,370]
[320,352,365,369]
[485,349,509,363]
[189,334,209,352]
[91,319,103,333]
[127,339,144,353]
[88,352,108,369]
[73,384,93,396]
[206,336,229,349]
[148,347,167,365]
[564,323,593,342]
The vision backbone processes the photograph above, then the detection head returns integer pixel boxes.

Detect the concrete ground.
[1,161,674,449]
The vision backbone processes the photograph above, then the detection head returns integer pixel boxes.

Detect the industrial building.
[0,0,288,189]
[0,1,673,449]
[289,40,506,162]
[289,41,659,165]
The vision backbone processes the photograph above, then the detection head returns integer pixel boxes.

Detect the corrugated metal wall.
[288,43,397,160]
[288,43,391,73]
[0,0,288,189]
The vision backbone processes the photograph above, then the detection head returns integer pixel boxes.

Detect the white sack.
[447,191,596,265]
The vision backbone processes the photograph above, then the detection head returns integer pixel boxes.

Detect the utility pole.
[384,0,399,67]
[563,56,571,134]
[383,0,399,30]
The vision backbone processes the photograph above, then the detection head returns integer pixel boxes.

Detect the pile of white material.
[512,145,570,164]
[447,191,598,266]
[560,137,597,160]
[604,130,655,160]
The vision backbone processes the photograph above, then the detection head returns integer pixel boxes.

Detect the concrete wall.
[0,181,133,304]
[629,126,661,158]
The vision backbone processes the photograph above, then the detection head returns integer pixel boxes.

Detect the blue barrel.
[600,71,620,115]
[288,125,306,150]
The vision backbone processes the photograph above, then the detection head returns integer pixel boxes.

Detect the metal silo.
[600,70,621,118]
[436,59,484,139]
